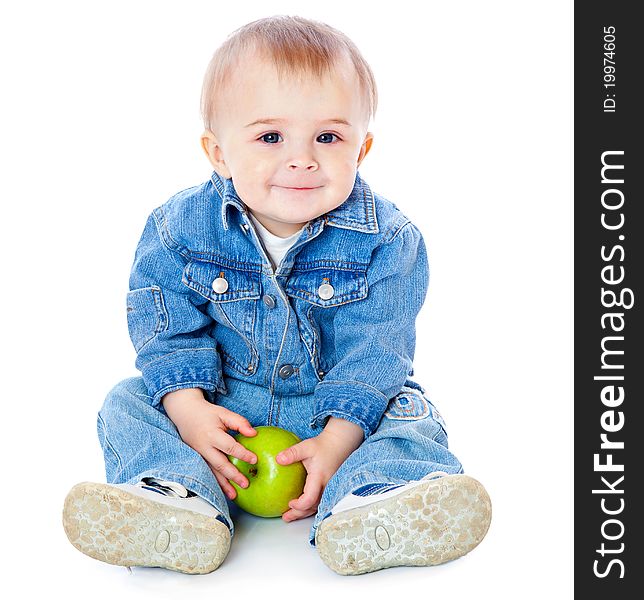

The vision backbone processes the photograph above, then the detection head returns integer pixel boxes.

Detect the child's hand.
[275,417,364,522]
[162,389,257,500]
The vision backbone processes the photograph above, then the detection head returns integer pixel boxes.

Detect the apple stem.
[249,467,258,477]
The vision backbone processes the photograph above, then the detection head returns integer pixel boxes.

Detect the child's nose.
[288,159,318,171]
[287,146,318,171]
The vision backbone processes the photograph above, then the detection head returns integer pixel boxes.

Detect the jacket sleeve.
[310,219,429,438]
[126,208,223,407]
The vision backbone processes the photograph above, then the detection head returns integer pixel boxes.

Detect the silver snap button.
[278,364,294,379]
[212,276,229,294]
[262,294,276,308]
[317,283,334,300]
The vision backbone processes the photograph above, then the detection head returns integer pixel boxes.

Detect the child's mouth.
[279,186,321,191]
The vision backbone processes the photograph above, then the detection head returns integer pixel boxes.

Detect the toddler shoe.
[62,477,231,574]
[315,472,491,575]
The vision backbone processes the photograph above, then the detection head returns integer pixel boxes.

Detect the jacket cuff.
[140,348,222,407]
[310,380,389,438]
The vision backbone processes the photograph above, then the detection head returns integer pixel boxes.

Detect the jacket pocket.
[126,286,169,352]
[183,258,261,376]
[285,266,368,373]
[285,267,368,308]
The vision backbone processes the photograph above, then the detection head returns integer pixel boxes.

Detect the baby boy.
[62,15,491,576]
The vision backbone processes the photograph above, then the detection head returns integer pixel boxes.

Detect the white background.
[0,1,573,598]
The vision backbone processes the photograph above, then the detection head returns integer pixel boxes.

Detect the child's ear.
[200,130,231,179]
[356,132,374,167]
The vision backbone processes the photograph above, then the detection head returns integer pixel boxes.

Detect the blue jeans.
[97,376,464,545]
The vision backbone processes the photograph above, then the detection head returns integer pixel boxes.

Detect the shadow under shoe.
[315,474,492,575]
[62,481,231,574]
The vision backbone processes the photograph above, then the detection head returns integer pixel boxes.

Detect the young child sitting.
[62,14,491,576]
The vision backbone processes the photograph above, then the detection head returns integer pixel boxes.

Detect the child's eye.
[258,132,340,144]
[317,133,340,144]
[259,132,282,144]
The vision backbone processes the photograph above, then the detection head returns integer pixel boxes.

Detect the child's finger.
[219,409,256,437]
[289,473,323,511]
[276,439,311,465]
[213,470,237,500]
[205,446,250,489]
[211,429,258,465]
[282,506,317,522]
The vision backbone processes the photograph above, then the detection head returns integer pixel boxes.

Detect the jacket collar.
[211,170,379,234]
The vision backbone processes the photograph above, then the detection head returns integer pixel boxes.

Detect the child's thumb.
[275,442,304,465]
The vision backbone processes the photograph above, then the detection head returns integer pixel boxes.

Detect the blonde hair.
[200,15,378,132]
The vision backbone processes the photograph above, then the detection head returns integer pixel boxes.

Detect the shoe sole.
[315,474,492,575]
[62,482,231,574]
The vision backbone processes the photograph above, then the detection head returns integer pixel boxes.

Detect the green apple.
[228,426,307,518]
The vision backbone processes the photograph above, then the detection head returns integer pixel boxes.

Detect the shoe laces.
[136,477,193,498]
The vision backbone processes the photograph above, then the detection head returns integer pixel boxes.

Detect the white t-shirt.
[248,212,307,270]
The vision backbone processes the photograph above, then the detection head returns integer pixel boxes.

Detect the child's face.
[202,52,373,237]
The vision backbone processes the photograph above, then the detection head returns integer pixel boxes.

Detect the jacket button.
[212,277,229,294]
[278,364,294,379]
[262,294,276,308]
[317,283,334,300]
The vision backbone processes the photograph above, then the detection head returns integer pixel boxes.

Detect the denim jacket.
[126,170,429,438]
